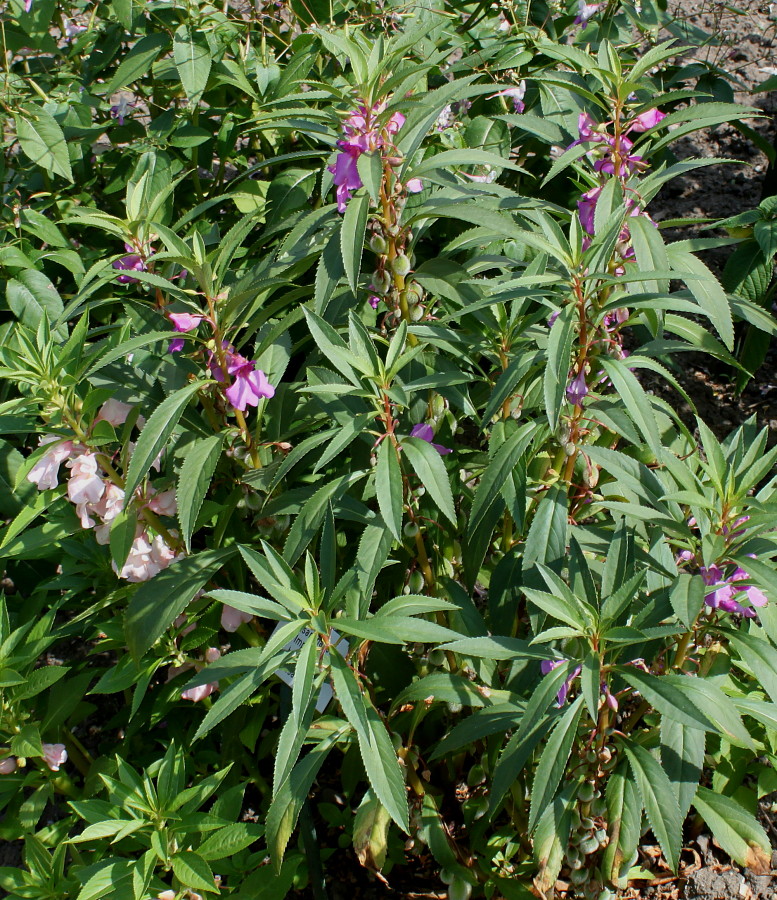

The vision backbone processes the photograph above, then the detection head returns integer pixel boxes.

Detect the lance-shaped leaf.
[543,302,576,432]
[660,716,704,821]
[15,109,73,182]
[124,381,207,507]
[528,696,584,832]
[341,192,370,293]
[177,434,224,552]
[622,739,682,872]
[376,439,403,542]
[693,787,771,873]
[402,436,456,526]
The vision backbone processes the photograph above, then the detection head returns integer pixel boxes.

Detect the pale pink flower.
[157,892,176,900]
[169,312,205,332]
[41,743,67,771]
[181,680,218,702]
[147,489,177,517]
[67,454,105,507]
[575,0,600,23]
[221,605,253,632]
[0,757,17,774]
[115,532,160,582]
[405,178,424,193]
[96,399,134,427]
[204,647,221,663]
[150,533,179,569]
[27,436,74,491]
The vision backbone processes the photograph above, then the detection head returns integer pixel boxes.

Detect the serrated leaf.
[622,739,682,872]
[528,696,584,832]
[173,26,212,105]
[170,851,214,893]
[543,303,576,432]
[692,786,771,873]
[15,109,73,182]
[177,434,224,551]
[376,439,403,542]
[402,436,456,526]
[660,716,704,820]
[104,33,169,94]
[124,381,206,506]
[341,192,369,293]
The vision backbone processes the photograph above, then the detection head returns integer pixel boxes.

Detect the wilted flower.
[41,743,67,771]
[410,423,452,455]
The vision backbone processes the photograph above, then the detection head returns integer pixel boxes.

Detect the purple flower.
[110,96,133,126]
[329,143,363,213]
[540,660,582,706]
[489,83,526,114]
[566,370,588,407]
[574,0,600,22]
[112,246,146,284]
[410,423,451,455]
[24,0,32,10]
[578,186,602,236]
[700,564,765,618]
[368,295,381,309]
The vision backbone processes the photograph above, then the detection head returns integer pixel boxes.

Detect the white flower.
[147,489,177,517]
[66,454,105,506]
[220,605,253,632]
[96,399,134,427]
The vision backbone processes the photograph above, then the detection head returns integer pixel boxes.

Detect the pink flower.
[410,423,451,455]
[385,111,406,134]
[329,144,363,213]
[27,436,74,491]
[42,743,67,771]
[368,295,381,309]
[214,351,274,412]
[181,682,218,702]
[96,399,134,427]
[540,660,582,705]
[169,312,205,332]
[221,605,253,632]
[93,483,126,544]
[0,757,17,774]
[114,532,180,582]
[628,109,666,133]
[405,178,424,193]
[577,112,599,142]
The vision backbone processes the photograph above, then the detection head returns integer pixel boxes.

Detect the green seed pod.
[372,270,391,294]
[409,304,424,321]
[591,797,607,817]
[579,816,594,830]
[448,880,472,900]
[570,868,589,885]
[467,764,486,787]
[569,856,584,870]
[447,701,463,714]
[428,649,446,667]
[579,836,600,856]
[391,731,403,750]
[565,441,576,456]
[404,522,420,537]
[405,282,423,304]
[432,394,447,418]
[391,254,412,277]
[408,570,425,593]
[578,782,596,803]
[598,890,615,900]
[586,749,598,764]
[439,868,455,885]
[370,233,388,254]
[595,828,608,845]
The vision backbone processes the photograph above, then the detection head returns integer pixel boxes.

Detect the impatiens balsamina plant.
[1,0,776,898]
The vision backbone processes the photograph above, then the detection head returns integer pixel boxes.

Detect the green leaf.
[669,573,704,629]
[523,482,568,571]
[171,852,215,893]
[177,434,224,552]
[335,616,459,645]
[667,245,734,349]
[356,153,383,204]
[692,787,771,873]
[353,789,391,871]
[125,548,234,658]
[528,697,584,832]
[533,785,576,895]
[341,192,369,293]
[193,659,284,741]
[601,764,641,888]
[124,381,206,506]
[660,717,704,820]
[376,439,403,542]
[723,625,777,704]
[543,303,576,432]
[7,270,65,333]
[109,508,137,571]
[173,26,212,105]
[104,33,169,93]
[598,357,661,457]
[15,109,73,182]
[622,739,682,872]
[616,668,715,732]
[402,437,456,526]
